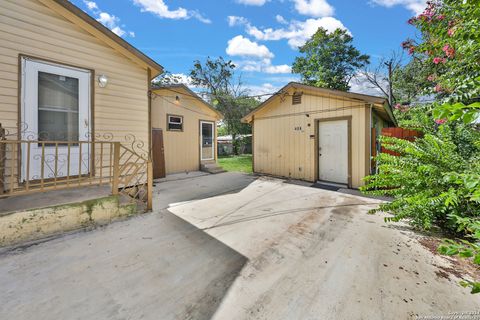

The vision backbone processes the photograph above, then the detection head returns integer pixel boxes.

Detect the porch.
[0,123,153,247]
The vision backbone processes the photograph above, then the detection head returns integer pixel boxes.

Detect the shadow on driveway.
[0,211,247,320]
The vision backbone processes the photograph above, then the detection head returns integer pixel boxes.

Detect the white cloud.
[247,17,349,48]
[264,64,292,74]
[275,15,288,25]
[369,0,427,14]
[228,16,249,27]
[83,1,134,37]
[226,36,290,74]
[236,0,269,6]
[226,35,274,59]
[292,0,334,17]
[235,59,292,74]
[132,0,211,23]
[244,83,280,100]
[84,0,98,11]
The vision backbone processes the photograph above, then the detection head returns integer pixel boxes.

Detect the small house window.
[292,93,302,105]
[167,115,183,131]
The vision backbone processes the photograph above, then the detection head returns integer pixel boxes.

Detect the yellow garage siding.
[253,87,370,188]
[151,88,219,174]
[0,0,149,149]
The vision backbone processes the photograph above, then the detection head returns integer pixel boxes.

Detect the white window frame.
[200,121,215,161]
[167,114,183,131]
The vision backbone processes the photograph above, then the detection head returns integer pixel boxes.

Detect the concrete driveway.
[0,172,478,319]
[167,174,480,320]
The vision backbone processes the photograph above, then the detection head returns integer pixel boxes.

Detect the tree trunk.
[232,133,238,156]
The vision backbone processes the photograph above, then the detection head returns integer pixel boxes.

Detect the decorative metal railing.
[0,123,152,211]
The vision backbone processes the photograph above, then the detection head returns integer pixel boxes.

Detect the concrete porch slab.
[0,185,111,215]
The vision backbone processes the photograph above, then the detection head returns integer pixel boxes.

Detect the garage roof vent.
[292,92,302,105]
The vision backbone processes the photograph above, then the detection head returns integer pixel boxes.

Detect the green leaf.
[473,254,480,265]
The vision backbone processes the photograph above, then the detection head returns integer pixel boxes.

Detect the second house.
[151,84,223,178]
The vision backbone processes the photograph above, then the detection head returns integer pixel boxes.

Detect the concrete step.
[200,163,226,174]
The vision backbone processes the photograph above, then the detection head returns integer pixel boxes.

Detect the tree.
[362,0,480,294]
[189,57,258,154]
[404,0,480,122]
[360,52,403,107]
[361,52,434,107]
[391,57,433,103]
[152,71,186,86]
[292,28,370,91]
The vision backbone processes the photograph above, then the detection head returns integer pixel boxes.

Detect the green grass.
[218,154,253,173]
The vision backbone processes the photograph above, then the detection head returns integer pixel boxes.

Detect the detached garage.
[242,82,396,188]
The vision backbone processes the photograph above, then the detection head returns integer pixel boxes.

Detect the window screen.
[168,115,183,131]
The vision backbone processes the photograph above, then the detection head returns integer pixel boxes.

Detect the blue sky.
[73,0,426,96]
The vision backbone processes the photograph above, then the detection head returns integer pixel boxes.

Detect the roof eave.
[42,0,163,78]
[152,85,223,120]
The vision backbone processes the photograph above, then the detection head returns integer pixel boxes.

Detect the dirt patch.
[418,236,480,282]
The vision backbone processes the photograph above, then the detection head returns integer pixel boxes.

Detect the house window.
[292,92,302,105]
[167,115,183,131]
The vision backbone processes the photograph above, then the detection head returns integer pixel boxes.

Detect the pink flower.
[394,103,410,112]
[407,17,416,25]
[434,84,443,92]
[408,46,415,55]
[427,74,436,81]
[442,44,455,58]
[447,28,455,36]
[435,118,447,125]
[436,15,445,20]
[433,57,446,64]
[401,40,413,49]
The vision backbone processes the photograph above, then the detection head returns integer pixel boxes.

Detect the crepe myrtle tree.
[362,0,480,294]
[292,28,370,91]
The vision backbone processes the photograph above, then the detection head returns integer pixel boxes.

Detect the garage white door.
[318,120,349,185]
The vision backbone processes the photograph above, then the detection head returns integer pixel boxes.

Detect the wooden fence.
[381,127,423,156]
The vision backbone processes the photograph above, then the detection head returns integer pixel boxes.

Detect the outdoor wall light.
[175,95,180,102]
[98,74,108,88]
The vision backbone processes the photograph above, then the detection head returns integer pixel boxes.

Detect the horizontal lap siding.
[253,88,368,188]
[151,88,218,174]
[0,0,149,148]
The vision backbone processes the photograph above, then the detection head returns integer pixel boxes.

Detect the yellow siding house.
[151,84,223,177]
[0,0,162,201]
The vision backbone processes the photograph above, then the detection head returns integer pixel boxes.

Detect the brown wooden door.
[152,129,166,179]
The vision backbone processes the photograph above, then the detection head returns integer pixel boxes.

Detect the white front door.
[200,121,215,161]
[318,120,349,185]
[21,58,91,181]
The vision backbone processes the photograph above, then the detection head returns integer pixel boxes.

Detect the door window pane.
[38,72,79,141]
[202,123,213,146]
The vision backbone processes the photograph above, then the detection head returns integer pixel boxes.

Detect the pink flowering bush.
[404,0,480,122]
[366,0,480,294]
